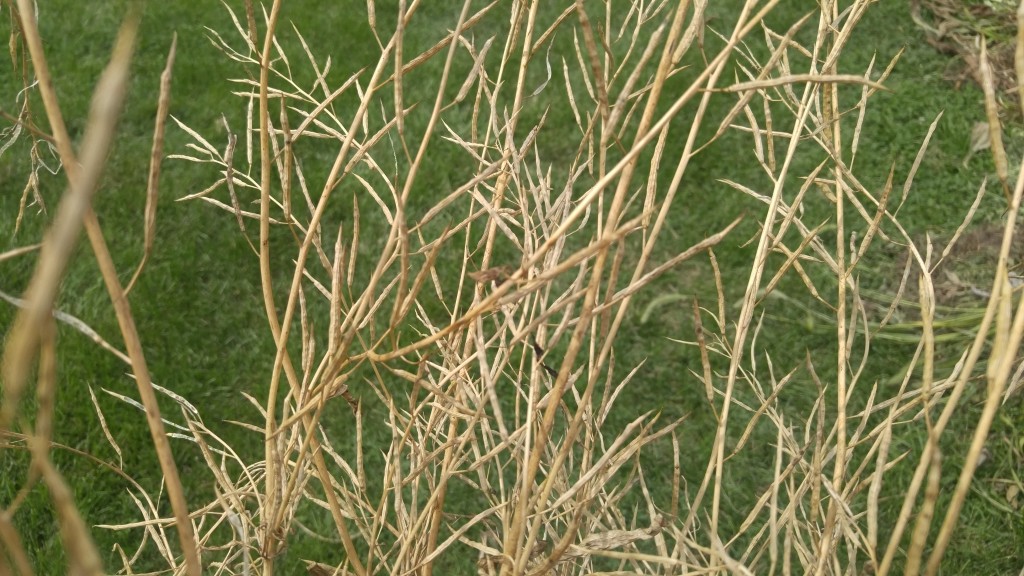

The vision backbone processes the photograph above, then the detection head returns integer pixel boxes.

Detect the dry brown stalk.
[1,4,200,575]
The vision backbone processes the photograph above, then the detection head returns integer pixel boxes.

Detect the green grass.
[2,0,1022,573]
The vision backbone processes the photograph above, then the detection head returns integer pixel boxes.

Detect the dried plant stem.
[876,266,1000,575]
[29,433,103,576]
[126,33,177,295]
[255,2,291,571]
[923,156,1024,575]
[708,0,791,559]
[0,513,33,576]
[978,41,1011,201]
[1017,1,1024,115]
[1,5,200,574]
[903,247,941,574]
[0,5,128,430]
[815,2,849,571]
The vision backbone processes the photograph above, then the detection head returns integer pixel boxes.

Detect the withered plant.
[2,1,1022,575]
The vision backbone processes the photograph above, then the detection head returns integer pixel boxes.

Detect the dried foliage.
[2,1,1023,576]
[914,0,1021,113]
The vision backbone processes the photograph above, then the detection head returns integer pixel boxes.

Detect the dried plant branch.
[126,33,177,295]
[1,5,200,574]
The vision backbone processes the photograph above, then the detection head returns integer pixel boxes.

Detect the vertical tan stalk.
[3,7,200,575]
[247,7,356,576]
[815,1,848,572]
[412,3,475,572]
[255,2,287,570]
[923,164,1024,574]
[707,0,790,560]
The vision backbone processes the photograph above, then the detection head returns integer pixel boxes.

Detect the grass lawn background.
[1,0,1022,572]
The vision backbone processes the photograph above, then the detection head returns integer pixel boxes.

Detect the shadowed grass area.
[1,0,1022,574]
